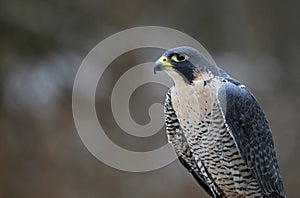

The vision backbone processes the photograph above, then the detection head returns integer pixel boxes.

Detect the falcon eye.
[171,54,187,62]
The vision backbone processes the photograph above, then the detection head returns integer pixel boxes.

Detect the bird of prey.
[154,46,286,198]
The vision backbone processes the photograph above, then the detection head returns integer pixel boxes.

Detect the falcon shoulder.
[217,80,286,197]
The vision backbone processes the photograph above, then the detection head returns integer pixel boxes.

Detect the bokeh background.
[1,0,299,197]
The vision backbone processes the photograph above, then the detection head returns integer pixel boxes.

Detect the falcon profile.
[154,46,286,198]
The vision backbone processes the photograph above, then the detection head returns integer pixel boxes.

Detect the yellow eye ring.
[171,54,188,62]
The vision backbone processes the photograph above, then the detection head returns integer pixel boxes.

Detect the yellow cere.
[158,56,173,67]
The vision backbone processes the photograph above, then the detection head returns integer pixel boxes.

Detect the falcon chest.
[170,77,252,197]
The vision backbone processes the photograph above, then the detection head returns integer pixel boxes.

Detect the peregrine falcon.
[154,46,286,198]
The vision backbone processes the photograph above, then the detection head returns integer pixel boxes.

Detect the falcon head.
[154,46,218,85]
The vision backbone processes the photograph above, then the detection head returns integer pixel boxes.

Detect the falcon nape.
[154,46,286,198]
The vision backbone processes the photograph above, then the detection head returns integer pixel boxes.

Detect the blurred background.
[1,0,299,197]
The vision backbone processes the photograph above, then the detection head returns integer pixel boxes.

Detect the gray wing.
[218,81,286,197]
[164,89,217,197]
